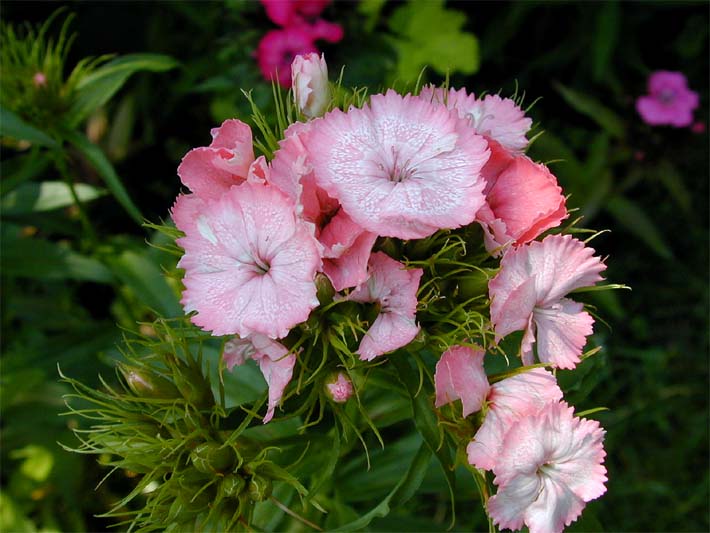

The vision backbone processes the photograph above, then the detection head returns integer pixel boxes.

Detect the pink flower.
[420,86,532,154]
[477,140,568,255]
[325,372,353,403]
[487,402,607,533]
[178,119,258,201]
[348,252,423,360]
[636,71,699,127]
[224,335,296,423]
[434,345,490,417]
[467,368,563,471]
[269,123,377,290]
[307,90,490,239]
[292,53,330,118]
[172,182,321,339]
[32,72,47,88]
[488,234,606,369]
[256,27,319,88]
[261,0,331,26]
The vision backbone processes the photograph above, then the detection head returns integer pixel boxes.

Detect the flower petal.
[434,345,489,417]
[533,299,595,369]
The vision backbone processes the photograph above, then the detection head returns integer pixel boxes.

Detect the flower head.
[487,402,607,533]
[477,140,567,254]
[348,252,423,360]
[172,182,321,339]
[307,90,489,239]
[488,234,606,369]
[636,70,699,127]
[467,368,563,471]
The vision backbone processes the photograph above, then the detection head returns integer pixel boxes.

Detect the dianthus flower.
[488,234,606,369]
[307,90,489,239]
[223,334,296,423]
[434,345,489,417]
[467,368,563,471]
[487,402,607,533]
[348,252,423,360]
[269,123,377,291]
[420,86,532,154]
[172,182,321,339]
[636,70,699,127]
[476,139,567,255]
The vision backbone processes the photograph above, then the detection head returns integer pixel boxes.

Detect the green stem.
[52,147,98,250]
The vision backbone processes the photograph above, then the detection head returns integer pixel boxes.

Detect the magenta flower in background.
[636,70,699,127]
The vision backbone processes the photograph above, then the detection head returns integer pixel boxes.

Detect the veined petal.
[533,299,595,369]
[434,345,489,417]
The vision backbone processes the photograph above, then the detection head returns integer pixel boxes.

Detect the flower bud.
[315,272,335,305]
[291,53,329,118]
[247,474,272,502]
[458,268,497,300]
[171,356,215,410]
[32,72,47,88]
[190,442,237,474]
[325,372,353,403]
[219,474,246,499]
[118,363,180,400]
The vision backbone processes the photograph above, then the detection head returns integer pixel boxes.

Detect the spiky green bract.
[0,10,110,133]
[60,318,312,532]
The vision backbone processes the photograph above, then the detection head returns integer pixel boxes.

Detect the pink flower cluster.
[256,0,343,87]
[636,70,699,128]
[435,349,607,533]
[172,54,609,530]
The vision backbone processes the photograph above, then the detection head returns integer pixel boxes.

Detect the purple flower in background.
[636,71,699,127]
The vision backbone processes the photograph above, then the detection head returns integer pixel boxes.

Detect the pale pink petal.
[434,345,489,417]
[325,372,354,403]
[291,53,330,118]
[489,275,538,340]
[524,476,587,533]
[487,473,541,531]
[307,90,489,239]
[357,311,420,361]
[178,120,255,201]
[223,336,256,369]
[532,299,595,369]
[170,193,206,236]
[256,351,296,423]
[175,183,320,338]
[322,230,377,291]
[467,368,562,471]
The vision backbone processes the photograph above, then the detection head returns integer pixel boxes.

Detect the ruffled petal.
[434,345,489,417]
[487,473,541,532]
[357,311,420,361]
[533,299,595,369]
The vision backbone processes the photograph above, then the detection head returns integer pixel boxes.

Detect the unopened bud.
[219,474,246,499]
[458,268,497,300]
[118,363,180,400]
[191,442,237,474]
[325,372,353,403]
[291,53,330,118]
[315,272,335,305]
[171,356,214,409]
[32,72,47,88]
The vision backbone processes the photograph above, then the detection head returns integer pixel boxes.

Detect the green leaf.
[1,228,114,283]
[10,445,54,482]
[106,250,182,317]
[0,105,57,147]
[554,83,626,139]
[0,150,52,196]
[331,442,432,531]
[69,53,179,125]
[391,356,456,524]
[63,129,143,224]
[389,0,479,82]
[1,181,105,215]
[592,1,620,82]
[606,194,673,259]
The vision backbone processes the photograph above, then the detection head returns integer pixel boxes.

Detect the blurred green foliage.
[1,1,707,532]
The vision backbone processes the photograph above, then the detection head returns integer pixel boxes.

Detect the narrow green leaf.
[592,1,620,82]
[1,181,105,215]
[63,129,143,224]
[69,53,179,125]
[0,105,57,147]
[0,150,52,195]
[391,356,456,525]
[1,231,113,283]
[606,195,673,259]
[106,250,181,317]
[554,83,625,139]
[331,442,432,532]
